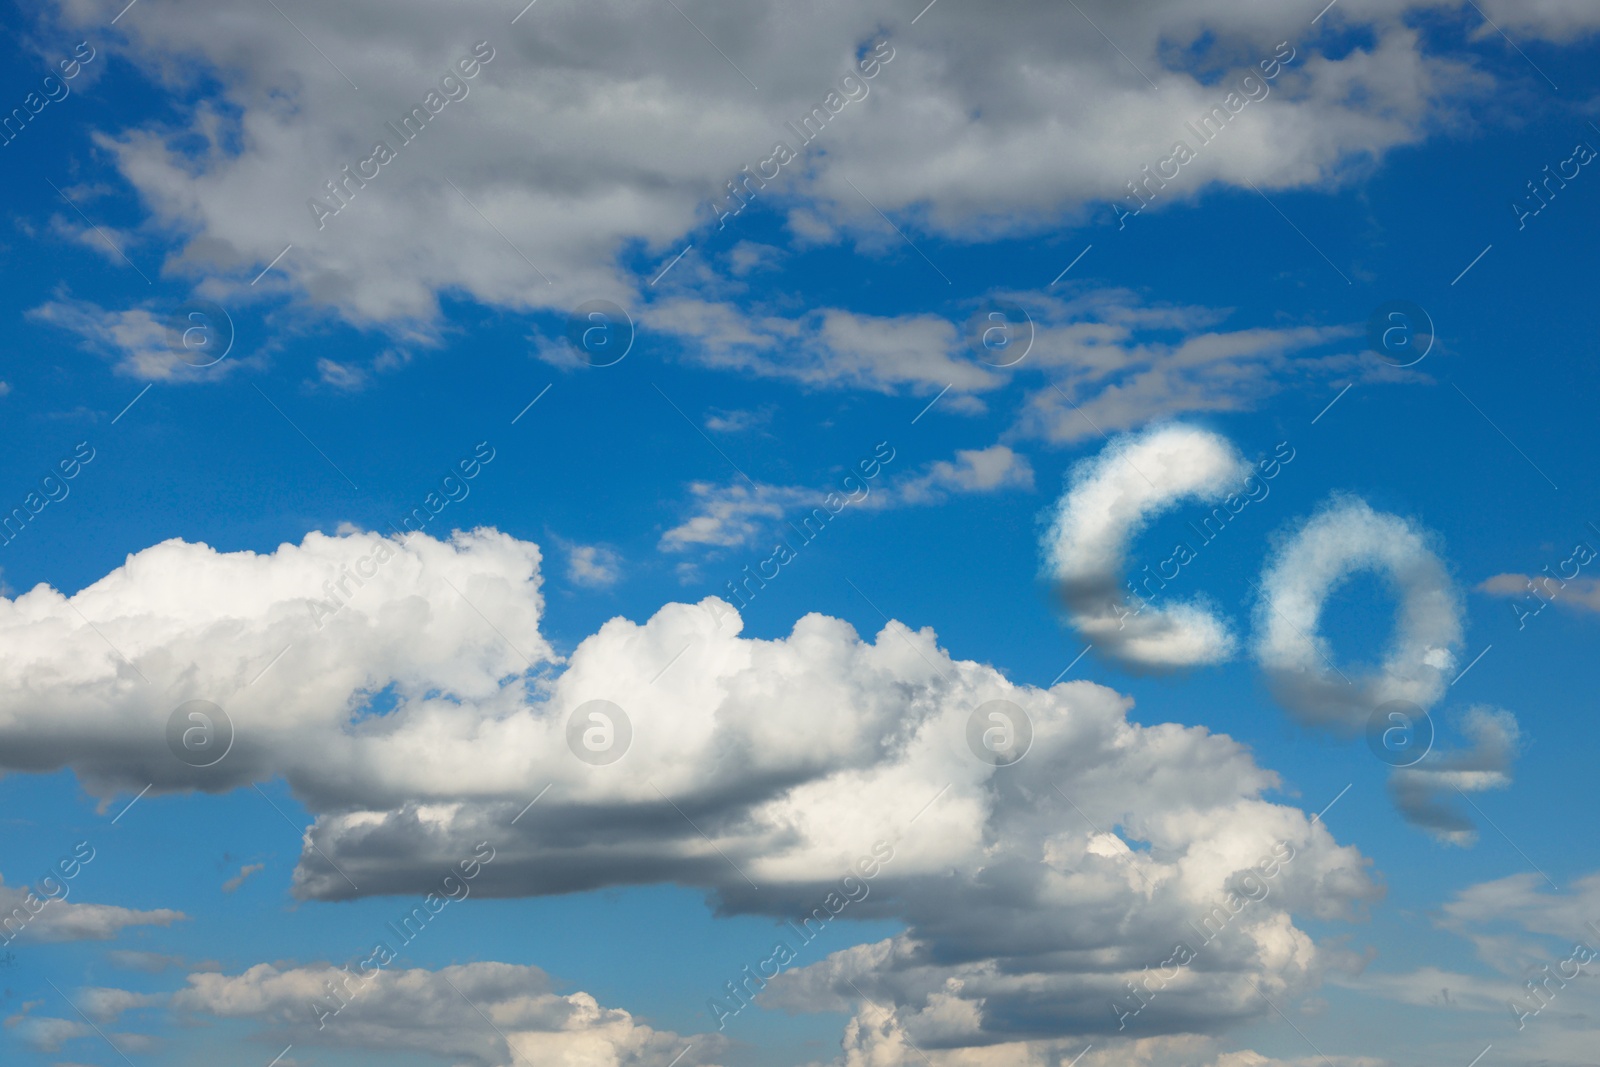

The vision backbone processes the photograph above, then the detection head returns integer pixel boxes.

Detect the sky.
[1,0,1599,1065]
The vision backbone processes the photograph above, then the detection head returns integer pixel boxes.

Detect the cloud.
[662,444,1028,552]
[1445,0,1600,42]
[77,987,166,1023]
[564,543,622,588]
[1253,495,1462,731]
[1388,706,1519,845]
[704,407,772,433]
[642,300,997,396]
[0,878,184,943]
[0,527,551,805]
[868,445,1033,507]
[223,862,266,893]
[9,1015,90,1053]
[660,481,816,551]
[315,358,368,392]
[34,0,1536,327]
[0,525,1384,1054]
[292,599,1378,1049]
[1013,291,1370,443]
[168,960,724,1066]
[27,297,239,382]
[1346,867,1600,1067]
[1478,573,1600,618]
[1043,424,1252,669]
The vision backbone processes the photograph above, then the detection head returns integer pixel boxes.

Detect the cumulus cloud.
[0,526,1382,1055]
[31,0,1554,327]
[293,599,1378,1050]
[167,961,723,1066]
[1254,495,1463,731]
[1043,424,1252,669]
[0,526,551,806]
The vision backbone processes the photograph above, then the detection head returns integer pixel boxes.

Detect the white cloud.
[315,357,367,392]
[1345,867,1600,1067]
[660,481,816,551]
[704,406,772,433]
[0,526,1384,1055]
[0,527,551,804]
[564,543,622,588]
[1253,495,1462,731]
[27,297,240,382]
[869,444,1033,507]
[1428,0,1600,42]
[34,0,1548,327]
[1478,573,1600,616]
[661,443,1029,552]
[1043,424,1251,669]
[77,987,166,1023]
[1013,291,1369,442]
[167,961,726,1066]
[642,300,997,396]
[0,878,184,944]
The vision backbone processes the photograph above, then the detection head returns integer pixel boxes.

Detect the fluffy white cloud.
[1253,495,1462,731]
[0,526,1382,1056]
[0,527,550,806]
[1043,424,1251,669]
[33,0,1570,327]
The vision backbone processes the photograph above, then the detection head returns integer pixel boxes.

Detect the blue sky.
[2,1,1599,1065]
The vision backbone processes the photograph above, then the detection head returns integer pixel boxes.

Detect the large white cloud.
[29,0,1568,327]
[0,526,550,806]
[0,526,1383,1057]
